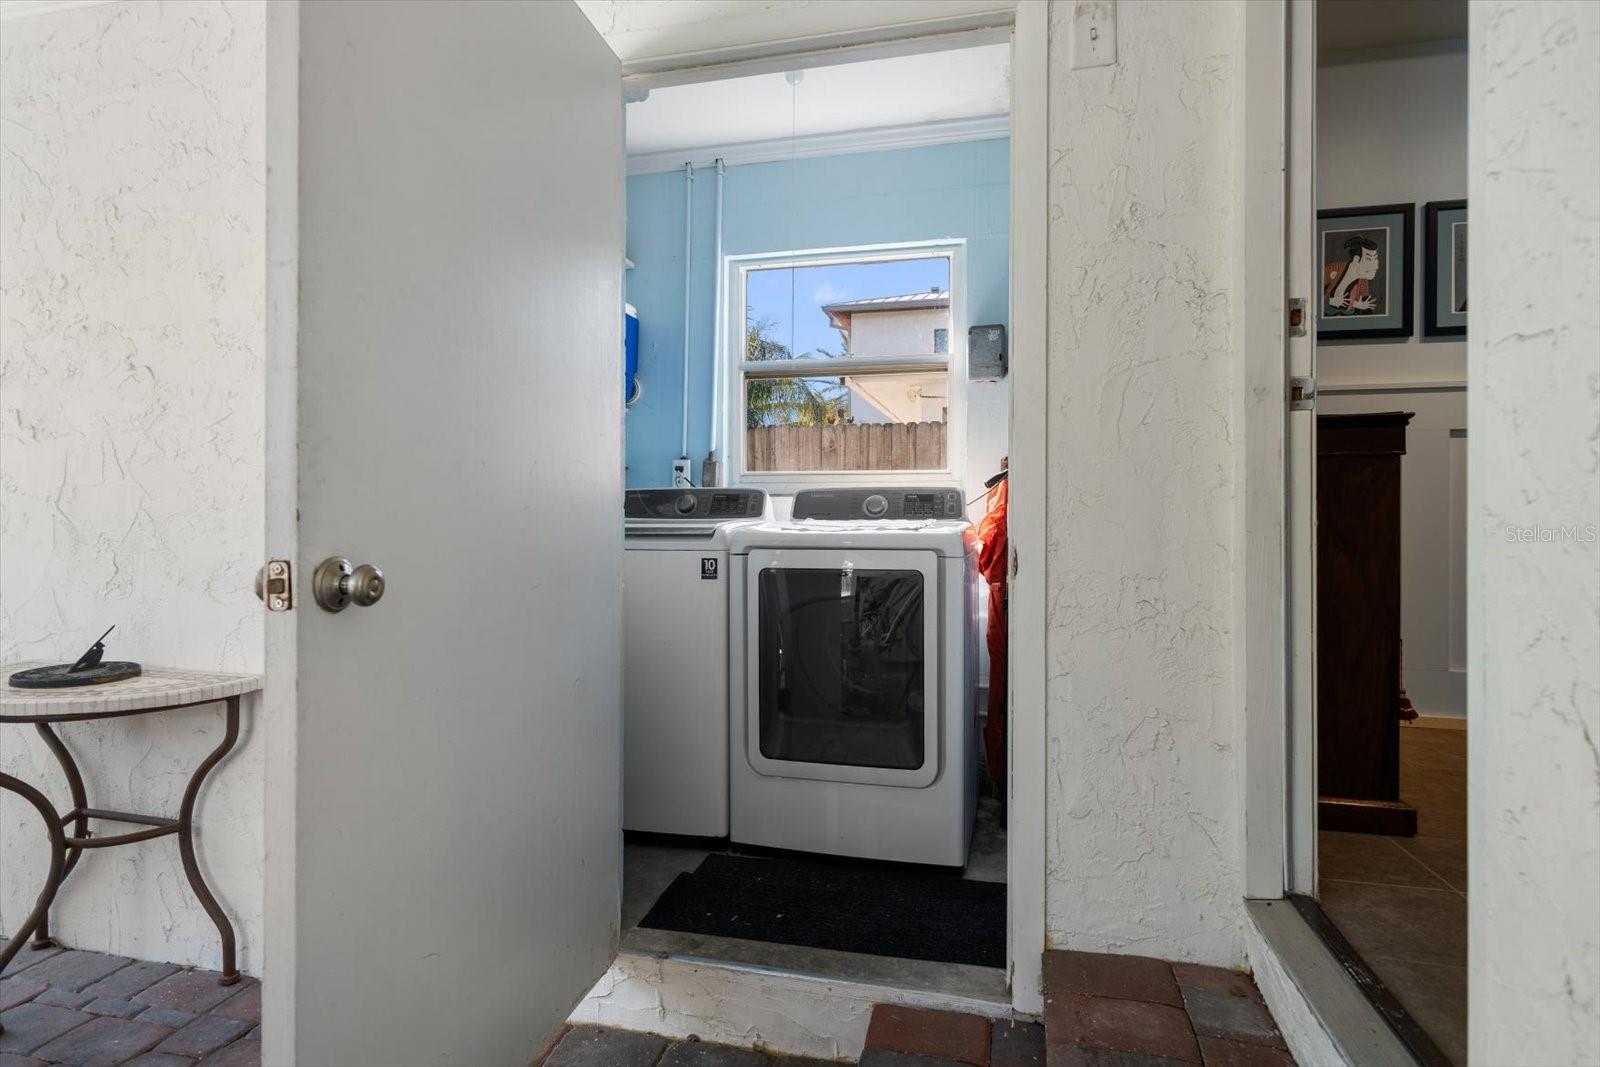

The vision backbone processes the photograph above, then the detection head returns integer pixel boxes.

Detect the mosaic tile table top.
[1,664,261,720]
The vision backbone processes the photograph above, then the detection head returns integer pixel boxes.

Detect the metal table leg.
[0,771,67,1035]
[178,695,242,985]
[31,721,90,949]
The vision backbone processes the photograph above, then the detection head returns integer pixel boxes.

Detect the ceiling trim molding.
[620,14,1014,91]
[0,0,119,21]
[627,113,1008,176]
[1319,36,1468,67]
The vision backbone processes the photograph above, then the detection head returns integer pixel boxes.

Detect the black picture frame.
[1424,199,1468,337]
[1316,203,1415,341]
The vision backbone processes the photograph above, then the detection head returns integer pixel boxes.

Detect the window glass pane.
[745,256,951,361]
[757,567,926,770]
[744,376,947,471]
[933,327,949,354]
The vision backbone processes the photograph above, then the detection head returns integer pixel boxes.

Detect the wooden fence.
[745,421,947,472]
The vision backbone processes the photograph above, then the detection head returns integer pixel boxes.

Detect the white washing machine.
[624,487,768,837]
[728,487,978,867]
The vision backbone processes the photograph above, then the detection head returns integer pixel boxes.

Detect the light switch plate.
[1071,0,1118,70]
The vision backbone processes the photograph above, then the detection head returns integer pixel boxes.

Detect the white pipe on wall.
[680,161,694,465]
[707,158,726,479]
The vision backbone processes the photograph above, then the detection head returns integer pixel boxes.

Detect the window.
[726,243,964,483]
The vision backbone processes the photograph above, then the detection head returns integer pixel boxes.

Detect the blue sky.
[745,256,949,358]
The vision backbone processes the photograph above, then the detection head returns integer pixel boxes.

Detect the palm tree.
[744,314,850,428]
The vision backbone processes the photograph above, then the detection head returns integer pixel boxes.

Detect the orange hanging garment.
[976,471,1009,791]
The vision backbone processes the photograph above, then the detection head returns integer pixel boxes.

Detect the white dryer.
[728,487,978,867]
[624,487,767,837]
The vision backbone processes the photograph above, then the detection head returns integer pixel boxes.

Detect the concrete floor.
[620,797,1010,1004]
[1319,725,1467,1066]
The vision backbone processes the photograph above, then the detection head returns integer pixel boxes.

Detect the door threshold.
[573,944,1014,1062]
[1245,898,1424,1067]
[1287,895,1453,1067]
[621,924,1010,1005]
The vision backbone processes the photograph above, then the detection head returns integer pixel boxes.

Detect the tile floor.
[1319,724,1466,1066]
[0,948,258,1066]
[619,797,1010,1003]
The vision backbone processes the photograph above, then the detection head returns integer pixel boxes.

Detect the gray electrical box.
[969,323,1007,380]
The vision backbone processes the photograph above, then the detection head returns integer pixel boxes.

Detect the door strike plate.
[1287,297,1307,338]
[258,559,293,612]
[1289,376,1317,412]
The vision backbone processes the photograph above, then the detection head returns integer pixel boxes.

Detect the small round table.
[0,665,261,1029]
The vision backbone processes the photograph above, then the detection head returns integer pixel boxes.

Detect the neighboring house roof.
[823,289,949,331]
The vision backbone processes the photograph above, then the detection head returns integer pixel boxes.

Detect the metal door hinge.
[1289,376,1317,411]
[256,559,293,611]
[1287,297,1307,338]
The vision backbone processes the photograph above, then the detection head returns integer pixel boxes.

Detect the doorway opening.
[1304,3,1469,1063]
[616,38,1015,1004]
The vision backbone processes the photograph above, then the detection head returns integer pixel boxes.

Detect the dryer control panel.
[792,487,965,521]
[625,487,767,521]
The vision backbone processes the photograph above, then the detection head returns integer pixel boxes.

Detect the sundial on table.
[7,626,142,689]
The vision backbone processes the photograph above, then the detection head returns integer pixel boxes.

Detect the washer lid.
[728,517,976,557]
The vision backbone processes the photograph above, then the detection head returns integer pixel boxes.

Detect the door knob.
[313,557,385,612]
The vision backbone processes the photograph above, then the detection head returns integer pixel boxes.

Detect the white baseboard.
[1404,714,1467,731]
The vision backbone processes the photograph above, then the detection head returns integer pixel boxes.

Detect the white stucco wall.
[1042,0,1246,966]
[0,0,266,974]
[1467,2,1600,1064]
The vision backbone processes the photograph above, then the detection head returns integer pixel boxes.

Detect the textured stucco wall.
[0,0,265,973]
[1467,2,1600,1063]
[1042,0,1246,966]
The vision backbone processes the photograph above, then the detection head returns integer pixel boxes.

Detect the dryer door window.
[757,566,926,771]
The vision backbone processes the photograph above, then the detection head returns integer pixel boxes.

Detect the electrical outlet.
[1071,0,1117,70]
[671,458,693,487]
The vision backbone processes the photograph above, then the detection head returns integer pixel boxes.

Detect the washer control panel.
[624,487,767,521]
[792,487,965,521]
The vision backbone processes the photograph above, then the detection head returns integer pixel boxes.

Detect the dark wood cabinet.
[1317,411,1417,836]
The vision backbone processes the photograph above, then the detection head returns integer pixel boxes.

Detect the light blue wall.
[624,137,1010,487]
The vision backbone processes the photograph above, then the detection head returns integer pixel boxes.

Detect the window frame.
[722,239,968,493]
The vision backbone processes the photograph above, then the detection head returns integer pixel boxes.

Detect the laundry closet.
[613,40,1015,999]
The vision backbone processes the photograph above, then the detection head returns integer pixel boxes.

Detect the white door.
[261,3,624,1065]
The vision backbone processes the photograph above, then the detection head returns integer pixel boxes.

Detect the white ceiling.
[626,42,1009,157]
[1318,0,1467,55]
[576,0,1015,65]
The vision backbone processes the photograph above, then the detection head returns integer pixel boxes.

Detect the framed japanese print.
[1317,203,1415,341]
[1424,199,1467,337]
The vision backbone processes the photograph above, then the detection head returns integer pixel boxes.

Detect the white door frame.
[1282,0,1320,899]
[614,9,1051,1013]
[260,2,300,1053]
[1006,0,1049,1014]
[1234,0,1293,902]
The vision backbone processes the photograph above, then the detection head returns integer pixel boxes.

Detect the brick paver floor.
[0,948,258,1067]
[1042,951,1296,1066]
[536,1025,846,1066]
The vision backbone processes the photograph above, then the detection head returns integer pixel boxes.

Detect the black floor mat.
[638,852,1005,969]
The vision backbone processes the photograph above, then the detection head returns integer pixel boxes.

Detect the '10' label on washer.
[701,558,719,580]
